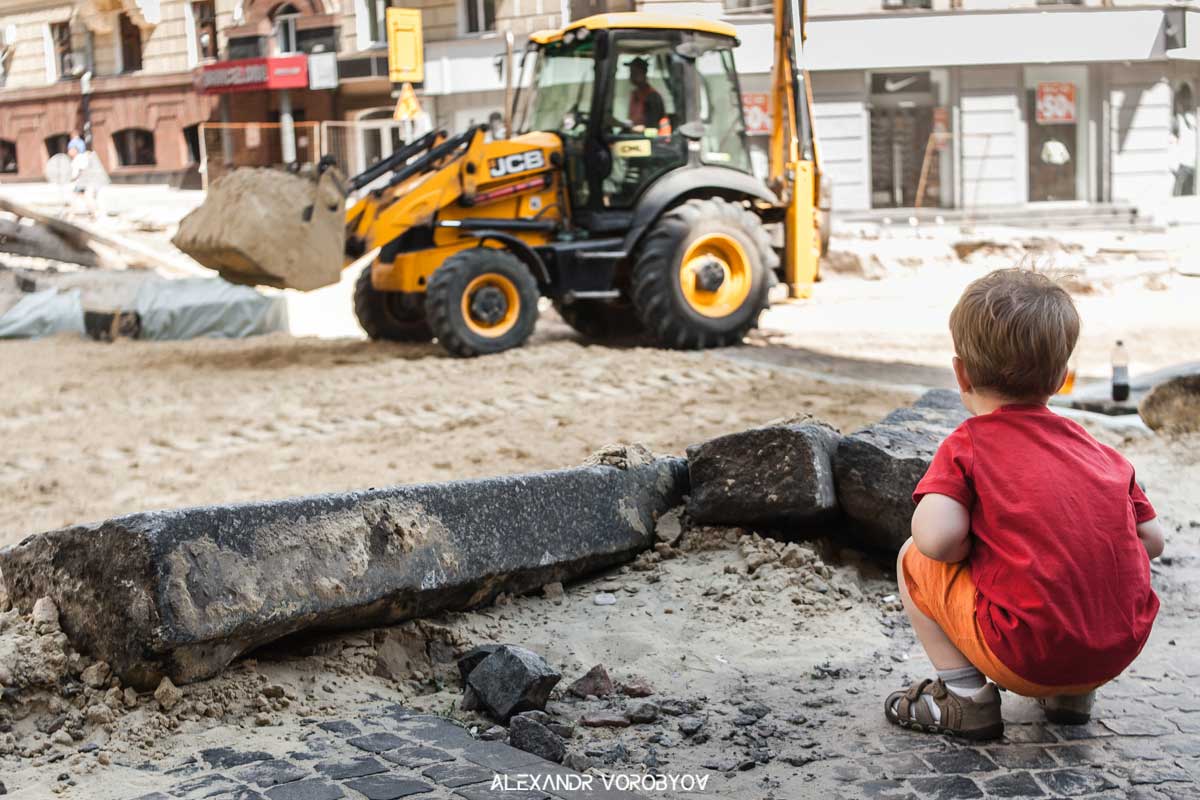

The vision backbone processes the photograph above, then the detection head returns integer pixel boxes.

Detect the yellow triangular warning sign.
[393,82,422,122]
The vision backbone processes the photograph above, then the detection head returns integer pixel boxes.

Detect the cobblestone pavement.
[787,528,1200,800]
[129,706,644,800]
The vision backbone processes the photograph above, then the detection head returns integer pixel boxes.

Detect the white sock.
[939,665,986,697]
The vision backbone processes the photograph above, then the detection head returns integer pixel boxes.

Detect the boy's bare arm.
[912,494,971,563]
[1136,517,1165,560]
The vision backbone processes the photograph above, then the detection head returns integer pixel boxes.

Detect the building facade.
[3,0,1198,216]
[753,0,1200,213]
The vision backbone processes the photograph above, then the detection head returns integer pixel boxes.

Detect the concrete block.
[686,422,841,527]
[833,390,969,553]
[0,459,686,688]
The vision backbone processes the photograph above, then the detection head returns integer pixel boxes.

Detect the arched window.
[0,139,17,173]
[114,128,156,166]
[272,3,300,54]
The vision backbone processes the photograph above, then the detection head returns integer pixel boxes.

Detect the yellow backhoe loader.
[176,0,825,357]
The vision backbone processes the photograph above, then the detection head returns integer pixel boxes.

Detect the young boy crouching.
[886,268,1165,741]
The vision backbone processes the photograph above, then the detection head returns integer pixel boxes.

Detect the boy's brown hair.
[950,268,1080,399]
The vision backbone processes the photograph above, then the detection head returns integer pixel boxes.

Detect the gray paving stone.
[878,752,931,778]
[229,790,269,800]
[1129,762,1196,785]
[453,787,553,800]
[199,747,274,769]
[233,758,310,788]
[1173,716,1200,735]
[983,771,1045,798]
[921,748,997,774]
[169,772,242,797]
[460,740,553,771]
[1047,743,1107,766]
[132,794,173,800]
[264,778,345,800]
[1050,721,1113,741]
[857,777,918,799]
[1036,767,1118,796]
[317,721,362,737]
[906,775,983,799]
[421,761,496,788]
[1003,725,1059,744]
[344,774,436,799]
[315,756,388,780]
[348,732,413,754]
[985,745,1058,770]
[1102,717,1179,737]
[381,745,456,768]
[393,717,477,749]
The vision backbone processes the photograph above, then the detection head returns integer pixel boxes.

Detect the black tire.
[353,266,433,342]
[425,248,540,357]
[631,198,776,349]
[552,299,644,340]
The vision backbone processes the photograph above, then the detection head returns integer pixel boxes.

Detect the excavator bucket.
[173,167,347,291]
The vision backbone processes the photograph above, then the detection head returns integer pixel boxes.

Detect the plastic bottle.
[1111,340,1130,402]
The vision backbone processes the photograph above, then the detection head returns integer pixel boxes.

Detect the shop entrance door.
[1027,87,1077,202]
[870,106,939,208]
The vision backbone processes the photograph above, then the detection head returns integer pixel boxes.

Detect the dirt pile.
[173,167,346,291]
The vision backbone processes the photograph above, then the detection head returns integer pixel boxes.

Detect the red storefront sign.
[196,55,309,94]
[1036,82,1077,124]
[742,93,771,136]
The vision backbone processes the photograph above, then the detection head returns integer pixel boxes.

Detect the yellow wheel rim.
[679,233,752,319]
[461,273,520,338]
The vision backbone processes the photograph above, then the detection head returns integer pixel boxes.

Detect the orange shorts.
[901,543,1104,698]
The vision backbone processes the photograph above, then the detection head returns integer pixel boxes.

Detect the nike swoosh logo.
[884,76,919,92]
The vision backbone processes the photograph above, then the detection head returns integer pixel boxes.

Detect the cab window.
[697,47,751,173]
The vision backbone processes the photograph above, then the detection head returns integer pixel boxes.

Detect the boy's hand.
[1136,517,1165,560]
[912,493,972,563]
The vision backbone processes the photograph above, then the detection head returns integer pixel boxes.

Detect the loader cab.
[518,16,752,233]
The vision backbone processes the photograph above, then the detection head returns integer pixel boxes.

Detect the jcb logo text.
[489,150,546,179]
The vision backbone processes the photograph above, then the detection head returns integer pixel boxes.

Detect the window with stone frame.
[119,13,143,72]
[51,22,76,78]
[114,128,156,166]
[0,138,17,173]
[193,0,218,60]
[463,0,495,35]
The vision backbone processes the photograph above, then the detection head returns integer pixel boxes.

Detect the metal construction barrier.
[198,122,321,188]
[320,118,433,195]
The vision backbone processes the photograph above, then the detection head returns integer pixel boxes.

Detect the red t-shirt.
[914,404,1159,686]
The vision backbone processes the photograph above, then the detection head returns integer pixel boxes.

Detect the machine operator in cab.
[626,57,665,133]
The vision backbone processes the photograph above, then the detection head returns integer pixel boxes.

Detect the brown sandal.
[884,678,1004,741]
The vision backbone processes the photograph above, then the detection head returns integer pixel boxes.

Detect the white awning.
[730,7,1198,73]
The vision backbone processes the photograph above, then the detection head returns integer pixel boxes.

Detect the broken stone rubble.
[1139,373,1200,434]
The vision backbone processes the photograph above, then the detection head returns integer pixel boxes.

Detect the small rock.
[740,701,770,720]
[542,582,565,604]
[508,714,566,763]
[84,704,114,726]
[122,688,138,709]
[655,508,684,546]
[593,593,617,606]
[466,645,561,722]
[581,712,630,728]
[620,677,654,698]
[154,677,183,712]
[480,725,507,741]
[50,729,73,746]
[254,713,271,727]
[261,684,286,699]
[625,700,659,724]
[456,644,501,684]
[678,716,704,736]
[80,662,110,690]
[32,597,60,633]
[562,750,595,772]
[567,665,614,699]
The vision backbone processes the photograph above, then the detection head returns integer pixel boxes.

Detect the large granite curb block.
[833,390,969,553]
[0,458,687,688]
[686,422,841,527]
[1139,373,1200,434]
